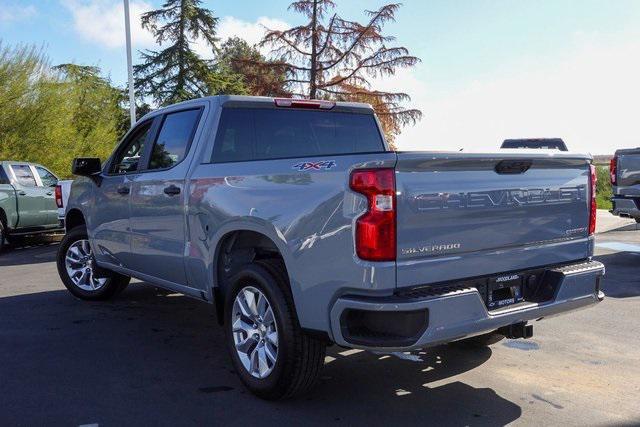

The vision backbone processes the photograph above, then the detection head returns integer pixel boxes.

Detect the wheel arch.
[65,208,86,232]
[212,228,295,326]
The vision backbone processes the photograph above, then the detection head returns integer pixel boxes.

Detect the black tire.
[57,225,130,300]
[0,219,7,253]
[451,331,505,348]
[223,259,326,400]
[635,218,640,224]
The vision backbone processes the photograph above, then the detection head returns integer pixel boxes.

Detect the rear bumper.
[611,196,640,219]
[329,260,605,351]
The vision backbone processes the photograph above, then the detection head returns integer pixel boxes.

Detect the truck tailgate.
[395,152,592,288]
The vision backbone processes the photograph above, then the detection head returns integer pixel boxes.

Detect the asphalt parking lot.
[1,212,639,426]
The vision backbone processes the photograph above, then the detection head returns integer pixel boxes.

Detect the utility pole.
[123,0,136,127]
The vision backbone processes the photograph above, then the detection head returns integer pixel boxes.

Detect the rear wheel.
[223,259,326,400]
[57,225,130,300]
[635,218,640,224]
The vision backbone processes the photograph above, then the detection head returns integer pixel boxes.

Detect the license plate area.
[487,275,524,309]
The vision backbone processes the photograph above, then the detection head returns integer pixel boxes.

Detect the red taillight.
[274,98,335,110]
[589,164,597,235]
[349,168,396,261]
[609,157,617,185]
[55,185,63,208]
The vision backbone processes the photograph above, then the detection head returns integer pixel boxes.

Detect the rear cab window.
[211,108,385,163]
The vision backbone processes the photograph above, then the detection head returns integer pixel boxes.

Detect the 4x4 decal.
[292,160,337,171]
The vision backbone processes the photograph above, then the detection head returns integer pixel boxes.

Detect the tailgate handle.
[495,159,532,174]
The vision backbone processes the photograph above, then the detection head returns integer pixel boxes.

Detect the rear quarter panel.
[187,153,397,333]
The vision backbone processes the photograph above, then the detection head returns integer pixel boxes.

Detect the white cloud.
[61,0,156,49]
[192,16,290,59]
[219,16,289,47]
[0,4,36,22]
[392,34,640,155]
[62,1,289,58]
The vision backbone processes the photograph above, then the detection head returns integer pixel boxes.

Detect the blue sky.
[2,0,639,153]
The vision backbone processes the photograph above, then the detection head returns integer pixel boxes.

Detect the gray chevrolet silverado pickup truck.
[57,95,604,399]
[610,147,640,222]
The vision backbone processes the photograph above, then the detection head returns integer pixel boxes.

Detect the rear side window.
[35,166,58,187]
[10,165,37,187]
[148,109,201,170]
[211,108,384,163]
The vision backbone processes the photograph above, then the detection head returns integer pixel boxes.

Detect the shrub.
[595,165,612,210]
[0,43,124,178]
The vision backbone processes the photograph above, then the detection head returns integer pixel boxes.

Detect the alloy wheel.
[232,286,279,379]
[65,239,106,291]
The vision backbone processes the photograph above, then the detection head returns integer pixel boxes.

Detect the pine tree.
[134,0,226,105]
[218,37,290,97]
[258,1,422,144]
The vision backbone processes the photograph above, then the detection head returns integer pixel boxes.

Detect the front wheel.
[224,260,326,400]
[57,225,130,300]
[0,220,7,253]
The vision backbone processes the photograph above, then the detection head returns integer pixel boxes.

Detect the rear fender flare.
[207,219,300,311]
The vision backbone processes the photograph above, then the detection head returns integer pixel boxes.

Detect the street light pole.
[123,0,136,127]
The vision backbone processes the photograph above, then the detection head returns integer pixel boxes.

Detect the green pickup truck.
[0,161,63,252]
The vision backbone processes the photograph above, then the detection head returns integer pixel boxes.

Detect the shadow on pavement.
[0,284,521,426]
[594,252,640,298]
[601,223,640,233]
[0,237,60,267]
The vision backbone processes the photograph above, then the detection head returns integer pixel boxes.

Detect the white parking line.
[595,241,640,252]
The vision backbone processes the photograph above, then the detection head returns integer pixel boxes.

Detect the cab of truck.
[0,161,62,251]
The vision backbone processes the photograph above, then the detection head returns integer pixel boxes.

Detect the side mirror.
[72,158,102,176]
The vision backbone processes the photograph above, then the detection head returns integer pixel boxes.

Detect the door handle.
[18,191,27,196]
[46,191,53,196]
[116,186,130,195]
[163,185,181,196]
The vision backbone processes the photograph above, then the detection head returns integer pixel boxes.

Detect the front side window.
[110,122,152,174]
[11,165,37,187]
[211,108,385,163]
[35,166,58,187]
[148,109,201,170]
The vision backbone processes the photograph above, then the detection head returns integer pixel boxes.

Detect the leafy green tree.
[218,37,290,97]
[54,63,128,139]
[0,44,71,175]
[135,0,242,105]
[0,43,124,177]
